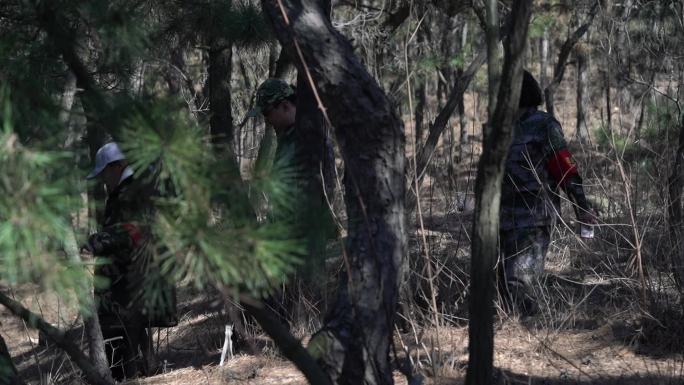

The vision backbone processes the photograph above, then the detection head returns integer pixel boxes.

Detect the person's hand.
[80,241,94,255]
[81,234,104,255]
[577,208,598,239]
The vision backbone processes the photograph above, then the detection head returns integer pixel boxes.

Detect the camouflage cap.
[246,78,295,117]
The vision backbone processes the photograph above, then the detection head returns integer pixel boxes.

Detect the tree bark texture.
[262,1,406,384]
[465,2,533,385]
[414,80,427,146]
[294,68,336,274]
[540,27,548,92]
[209,44,234,146]
[459,21,470,146]
[0,291,115,385]
[40,10,117,381]
[668,118,684,306]
[64,230,114,384]
[575,42,590,141]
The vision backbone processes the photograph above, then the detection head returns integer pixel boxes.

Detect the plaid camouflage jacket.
[89,172,176,326]
[500,109,590,231]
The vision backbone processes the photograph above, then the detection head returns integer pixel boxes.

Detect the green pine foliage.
[164,0,273,48]
[0,94,90,306]
[119,98,303,295]
[0,0,302,308]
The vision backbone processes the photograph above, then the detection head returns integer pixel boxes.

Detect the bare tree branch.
[0,291,115,385]
[406,48,487,213]
[544,1,599,116]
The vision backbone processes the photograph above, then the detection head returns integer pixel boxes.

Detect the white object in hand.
[220,324,234,366]
[580,224,594,239]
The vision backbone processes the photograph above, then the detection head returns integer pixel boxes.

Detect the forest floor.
[3,180,684,385]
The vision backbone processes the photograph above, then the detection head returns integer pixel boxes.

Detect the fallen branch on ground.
[0,290,115,385]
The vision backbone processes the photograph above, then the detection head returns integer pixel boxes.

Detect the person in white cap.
[84,142,176,380]
[86,142,134,194]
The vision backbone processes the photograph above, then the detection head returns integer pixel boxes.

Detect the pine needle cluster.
[0,94,89,305]
[120,97,303,296]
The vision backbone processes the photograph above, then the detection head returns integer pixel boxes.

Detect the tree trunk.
[59,71,78,130]
[64,230,113,384]
[274,48,295,79]
[540,27,548,92]
[262,1,406,384]
[465,1,533,384]
[0,333,24,385]
[605,70,612,131]
[209,44,234,147]
[459,21,470,147]
[59,75,113,384]
[575,42,590,142]
[39,11,120,382]
[294,67,336,275]
[414,80,427,146]
[669,117,684,306]
[414,14,430,148]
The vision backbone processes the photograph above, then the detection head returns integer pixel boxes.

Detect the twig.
[219,323,234,366]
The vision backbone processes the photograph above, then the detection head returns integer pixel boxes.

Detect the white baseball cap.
[87,142,126,179]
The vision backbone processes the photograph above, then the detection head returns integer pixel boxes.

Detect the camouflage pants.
[498,226,550,315]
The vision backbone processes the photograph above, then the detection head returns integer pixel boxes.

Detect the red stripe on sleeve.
[120,223,142,248]
[547,148,579,186]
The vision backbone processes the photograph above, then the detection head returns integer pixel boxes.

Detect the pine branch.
[0,290,115,385]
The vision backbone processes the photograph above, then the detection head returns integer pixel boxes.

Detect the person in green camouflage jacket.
[249,78,336,184]
[249,78,337,254]
[248,79,338,323]
[499,71,596,316]
[83,142,176,380]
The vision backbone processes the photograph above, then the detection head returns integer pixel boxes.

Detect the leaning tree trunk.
[262,1,406,384]
[465,1,533,384]
[0,333,24,385]
[58,74,112,383]
[544,4,597,117]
